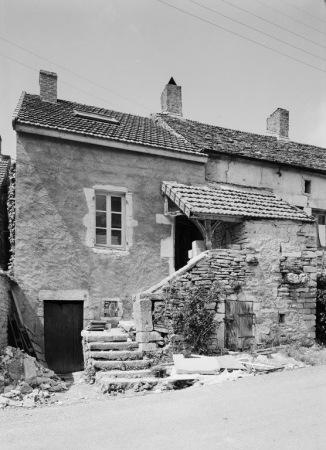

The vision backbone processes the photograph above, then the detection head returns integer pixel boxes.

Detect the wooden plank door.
[225,300,238,350]
[237,302,254,339]
[225,301,254,350]
[44,301,84,374]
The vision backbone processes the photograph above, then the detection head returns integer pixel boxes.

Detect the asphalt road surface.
[1,365,326,450]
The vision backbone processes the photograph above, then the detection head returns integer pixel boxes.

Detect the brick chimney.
[39,70,57,103]
[161,77,182,116]
[266,108,289,140]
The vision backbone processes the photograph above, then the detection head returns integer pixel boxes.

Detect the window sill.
[92,247,129,256]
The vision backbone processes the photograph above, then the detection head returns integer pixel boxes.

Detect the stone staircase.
[82,328,160,394]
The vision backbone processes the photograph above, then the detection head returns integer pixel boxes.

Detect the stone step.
[88,341,139,351]
[96,369,152,380]
[82,331,129,343]
[90,350,143,361]
[99,377,159,392]
[93,359,152,371]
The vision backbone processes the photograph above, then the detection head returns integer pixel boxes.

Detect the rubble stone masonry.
[133,219,319,350]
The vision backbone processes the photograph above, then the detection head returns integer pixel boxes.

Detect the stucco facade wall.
[134,219,318,350]
[207,155,326,212]
[14,132,206,349]
[0,274,10,350]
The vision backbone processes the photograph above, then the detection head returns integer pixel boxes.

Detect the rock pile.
[0,346,68,408]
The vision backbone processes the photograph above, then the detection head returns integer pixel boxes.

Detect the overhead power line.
[0,36,154,113]
[278,0,326,26]
[187,0,326,63]
[252,0,326,37]
[216,0,326,50]
[0,52,132,113]
[156,0,326,75]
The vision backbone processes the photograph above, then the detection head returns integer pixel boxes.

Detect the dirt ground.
[1,364,326,450]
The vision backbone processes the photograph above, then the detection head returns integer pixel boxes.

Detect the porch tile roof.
[162,181,314,222]
[12,93,199,155]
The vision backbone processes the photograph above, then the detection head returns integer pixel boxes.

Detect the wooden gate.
[225,301,254,350]
[44,301,84,374]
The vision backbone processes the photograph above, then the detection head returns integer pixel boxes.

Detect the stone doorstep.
[83,332,129,343]
[93,359,152,371]
[98,377,160,390]
[90,350,143,360]
[88,342,139,351]
[96,369,152,380]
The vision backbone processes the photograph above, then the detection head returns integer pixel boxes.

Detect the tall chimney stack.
[39,70,57,103]
[266,108,289,140]
[161,77,182,116]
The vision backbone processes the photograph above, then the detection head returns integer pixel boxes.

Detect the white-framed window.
[95,192,126,248]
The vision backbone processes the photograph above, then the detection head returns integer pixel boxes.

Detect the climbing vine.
[155,281,220,355]
[7,163,15,277]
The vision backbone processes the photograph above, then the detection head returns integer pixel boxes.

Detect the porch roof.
[161,181,314,222]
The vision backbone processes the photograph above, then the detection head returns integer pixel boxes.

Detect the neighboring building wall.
[134,219,318,350]
[0,274,11,349]
[207,155,326,213]
[14,132,206,350]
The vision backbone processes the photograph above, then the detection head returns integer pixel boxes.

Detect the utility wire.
[157,0,326,74]
[0,52,134,113]
[187,0,326,63]
[216,0,326,50]
[252,0,326,37]
[278,0,326,25]
[0,36,154,113]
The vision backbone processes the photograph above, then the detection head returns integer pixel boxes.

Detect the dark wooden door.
[225,301,254,350]
[44,301,84,374]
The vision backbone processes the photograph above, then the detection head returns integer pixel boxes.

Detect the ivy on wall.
[7,163,15,277]
[153,281,220,355]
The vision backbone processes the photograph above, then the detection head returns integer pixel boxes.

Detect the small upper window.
[95,193,125,248]
[74,109,120,125]
[304,180,311,194]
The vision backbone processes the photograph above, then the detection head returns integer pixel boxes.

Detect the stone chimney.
[39,70,57,103]
[266,108,289,140]
[161,77,182,116]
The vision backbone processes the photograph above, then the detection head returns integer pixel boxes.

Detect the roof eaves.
[206,148,326,176]
[15,121,207,159]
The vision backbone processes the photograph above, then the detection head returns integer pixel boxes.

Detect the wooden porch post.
[204,219,212,250]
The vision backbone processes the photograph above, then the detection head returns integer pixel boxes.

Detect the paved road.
[1,365,326,450]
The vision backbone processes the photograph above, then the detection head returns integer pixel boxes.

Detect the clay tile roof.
[162,181,314,222]
[0,155,11,187]
[12,93,200,155]
[156,115,326,173]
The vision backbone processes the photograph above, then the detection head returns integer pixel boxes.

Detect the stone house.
[10,71,324,369]
[11,71,207,371]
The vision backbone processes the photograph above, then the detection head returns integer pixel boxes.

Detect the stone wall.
[133,219,318,351]
[14,132,206,351]
[0,274,11,350]
[212,222,247,248]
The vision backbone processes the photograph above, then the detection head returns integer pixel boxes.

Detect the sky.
[0,0,326,158]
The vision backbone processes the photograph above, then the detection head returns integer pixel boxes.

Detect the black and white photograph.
[0,1,326,449]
